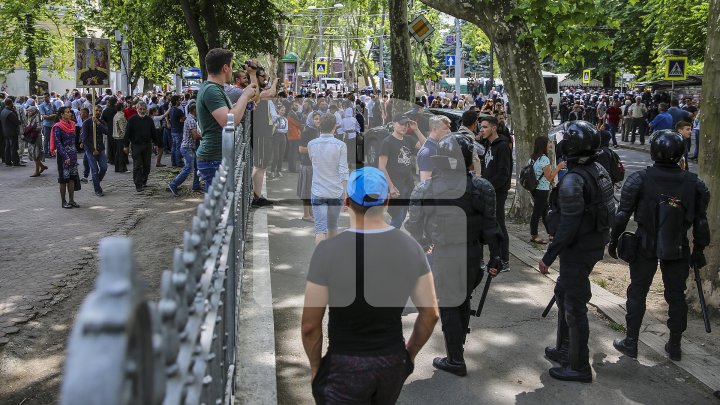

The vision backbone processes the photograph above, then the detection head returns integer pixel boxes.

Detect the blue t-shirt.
[532,155,551,191]
[417,138,438,174]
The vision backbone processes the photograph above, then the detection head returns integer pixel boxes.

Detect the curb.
[507,233,720,391]
[616,143,650,154]
[235,207,278,405]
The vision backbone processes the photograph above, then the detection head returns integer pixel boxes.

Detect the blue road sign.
[444,35,455,45]
[445,55,455,66]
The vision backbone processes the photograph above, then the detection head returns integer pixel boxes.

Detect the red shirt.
[124,107,137,120]
[606,106,622,125]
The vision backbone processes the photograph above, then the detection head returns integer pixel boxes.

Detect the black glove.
[691,250,707,269]
[608,240,618,259]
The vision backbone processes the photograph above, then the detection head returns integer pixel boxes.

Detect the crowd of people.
[555,87,700,159]
[1,48,713,402]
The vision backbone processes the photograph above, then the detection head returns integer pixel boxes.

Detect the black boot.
[432,348,467,377]
[613,336,638,358]
[664,332,682,361]
[549,314,592,383]
[546,303,569,364]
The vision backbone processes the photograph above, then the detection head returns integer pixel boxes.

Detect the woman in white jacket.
[341,101,360,166]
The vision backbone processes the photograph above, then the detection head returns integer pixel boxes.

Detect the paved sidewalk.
[263,172,718,405]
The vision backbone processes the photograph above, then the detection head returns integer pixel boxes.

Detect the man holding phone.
[378,113,426,228]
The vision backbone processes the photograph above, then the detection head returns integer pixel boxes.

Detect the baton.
[471,272,493,317]
[542,295,556,318]
[693,264,711,333]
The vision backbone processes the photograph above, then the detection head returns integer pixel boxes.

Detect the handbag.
[23,123,40,144]
[617,231,638,263]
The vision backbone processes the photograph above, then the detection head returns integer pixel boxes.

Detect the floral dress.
[53,125,79,182]
[26,114,44,162]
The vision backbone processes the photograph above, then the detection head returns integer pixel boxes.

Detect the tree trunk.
[693,0,720,310]
[24,14,38,95]
[419,0,553,220]
[388,0,413,101]
[179,0,209,79]
[202,0,221,49]
[276,20,286,82]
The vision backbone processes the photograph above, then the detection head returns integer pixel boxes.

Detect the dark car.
[356,108,488,166]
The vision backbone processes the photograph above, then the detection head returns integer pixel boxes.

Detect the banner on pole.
[74,37,111,88]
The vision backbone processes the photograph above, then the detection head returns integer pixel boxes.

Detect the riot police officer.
[405,133,502,376]
[539,121,616,383]
[609,130,710,361]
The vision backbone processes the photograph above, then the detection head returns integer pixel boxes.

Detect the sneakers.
[168,183,179,197]
[95,190,105,197]
[80,177,89,183]
[251,196,274,208]
[500,261,510,273]
[136,185,143,192]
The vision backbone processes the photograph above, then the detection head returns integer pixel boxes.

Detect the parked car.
[356,108,488,166]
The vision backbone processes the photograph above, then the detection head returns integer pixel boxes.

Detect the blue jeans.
[311,196,342,235]
[43,126,52,157]
[85,150,108,192]
[171,132,183,166]
[170,147,200,190]
[388,182,412,229]
[83,155,90,178]
[163,127,172,153]
[197,159,221,192]
[607,124,618,146]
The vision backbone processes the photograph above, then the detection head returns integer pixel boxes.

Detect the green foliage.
[0,0,79,79]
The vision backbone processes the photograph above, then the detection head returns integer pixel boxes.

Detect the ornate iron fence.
[60,111,254,405]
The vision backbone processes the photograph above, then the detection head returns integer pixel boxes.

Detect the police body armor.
[632,167,697,260]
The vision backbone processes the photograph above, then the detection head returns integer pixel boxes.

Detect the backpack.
[519,158,543,191]
[642,168,696,260]
[600,147,625,183]
[546,163,615,239]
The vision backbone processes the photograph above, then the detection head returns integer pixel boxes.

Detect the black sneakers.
[251,196,274,208]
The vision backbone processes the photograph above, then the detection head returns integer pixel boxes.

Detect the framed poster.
[75,37,111,88]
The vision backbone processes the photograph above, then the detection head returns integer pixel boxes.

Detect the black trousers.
[4,132,19,165]
[115,138,128,172]
[625,249,690,336]
[530,189,550,236]
[131,143,152,187]
[433,244,482,353]
[629,118,647,144]
[496,190,509,262]
[270,132,286,173]
[554,257,597,367]
[107,134,116,165]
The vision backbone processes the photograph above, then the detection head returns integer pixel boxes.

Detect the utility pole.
[455,18,461,96]
[379,9,386,99]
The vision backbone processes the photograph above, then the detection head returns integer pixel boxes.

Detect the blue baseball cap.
[347,167,388,207]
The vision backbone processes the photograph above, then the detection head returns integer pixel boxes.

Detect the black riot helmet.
[650,130,685,164]
[431,132,475,172]
[560,120,599,158]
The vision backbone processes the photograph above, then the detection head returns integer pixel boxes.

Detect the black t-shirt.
[300,126,318,166]
[169,106,184,133]
[380,135,417,186]
[307,228,430,356]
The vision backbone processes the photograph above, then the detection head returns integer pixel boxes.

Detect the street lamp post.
[113,25,131,97]
[307,3,343,91]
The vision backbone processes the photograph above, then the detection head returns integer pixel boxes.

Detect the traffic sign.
[665,57,687,81]
[314,61,328,75]
[446,55,456,66]
[378,71,384,79]
[408,14,434,43]
[622,73,636,80]
[444,35,456,45]
[582,69,591,84]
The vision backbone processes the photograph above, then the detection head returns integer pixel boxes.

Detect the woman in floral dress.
[53,106,80,208]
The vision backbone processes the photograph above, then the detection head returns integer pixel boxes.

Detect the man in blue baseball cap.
[302,166,439,404]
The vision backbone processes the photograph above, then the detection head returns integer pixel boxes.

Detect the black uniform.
[610,165,709,354]
[406,134,502,376]
[542,161,615,380]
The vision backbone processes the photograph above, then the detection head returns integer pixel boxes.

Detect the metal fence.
[60,111,254,405]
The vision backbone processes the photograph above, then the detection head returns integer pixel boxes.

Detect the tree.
[694,0,719,309]
[388,0,414,101]
[178,0,283,79]
[0,1,76,94]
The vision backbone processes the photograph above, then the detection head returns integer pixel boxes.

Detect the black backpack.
[598,147,625,183]
[519,158,543,191]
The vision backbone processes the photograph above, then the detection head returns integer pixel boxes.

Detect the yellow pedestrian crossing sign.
[665,57,687,81]
[315,61,328,75]
[582,69,591,84]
